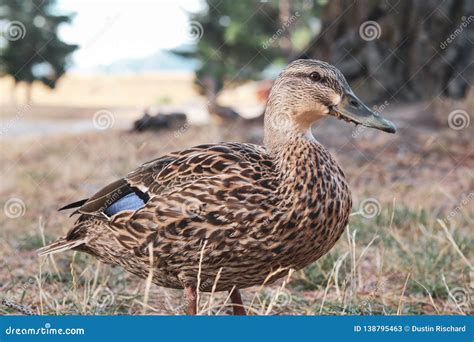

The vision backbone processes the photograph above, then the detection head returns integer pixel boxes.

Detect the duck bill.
[332,92,397,134]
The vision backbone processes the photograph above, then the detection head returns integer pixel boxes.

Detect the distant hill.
[83,50,198,74]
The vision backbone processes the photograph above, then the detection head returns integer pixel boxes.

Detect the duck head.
[264,59,396,136]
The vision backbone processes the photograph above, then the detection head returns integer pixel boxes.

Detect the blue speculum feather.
[105,193,146,216]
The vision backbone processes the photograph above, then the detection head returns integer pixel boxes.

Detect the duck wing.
[60,142,275,219]
[44,142,280,274]
[106,142,279,262]
[126,143,272,193]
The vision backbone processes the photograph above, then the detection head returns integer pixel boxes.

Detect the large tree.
[0,0,78,102]
[301,0,473,102]
[174,0,322,107]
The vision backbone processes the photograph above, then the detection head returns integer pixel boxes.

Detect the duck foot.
[230,289,246,315]
[185,286,197,315]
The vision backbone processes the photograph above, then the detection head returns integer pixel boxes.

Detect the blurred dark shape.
[301,0,473,102]
[201,76,242,123]
[132,109,188,132]
[207,102,242,123]
[0,0,78,103]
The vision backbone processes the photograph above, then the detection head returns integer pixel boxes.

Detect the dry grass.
[0,99,472,315]
[0,73,196,108]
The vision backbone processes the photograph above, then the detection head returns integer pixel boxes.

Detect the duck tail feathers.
[37,238,85,256]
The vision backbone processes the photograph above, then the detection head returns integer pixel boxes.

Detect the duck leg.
[229,288,246,315]
[185,286,197,315]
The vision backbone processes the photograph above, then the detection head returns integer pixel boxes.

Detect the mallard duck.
[38,60,396,315]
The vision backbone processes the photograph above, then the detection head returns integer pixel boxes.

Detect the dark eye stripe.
[293,72,309,78]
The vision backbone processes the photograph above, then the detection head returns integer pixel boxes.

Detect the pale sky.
[56,0,203,70]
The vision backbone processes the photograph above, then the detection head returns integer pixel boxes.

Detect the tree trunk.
[25,82,32,105]
[300,0,473,103]
[10,80,17,105]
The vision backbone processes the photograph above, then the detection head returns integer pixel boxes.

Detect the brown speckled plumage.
[39,59,396,315]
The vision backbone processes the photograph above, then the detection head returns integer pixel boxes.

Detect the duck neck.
[263,87,323,149]
[264,110,322,181]
[270,130,322,180]
[264,108,344,219]
[264,92,319,150]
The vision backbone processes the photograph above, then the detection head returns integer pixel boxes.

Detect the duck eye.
[309,72,322,82]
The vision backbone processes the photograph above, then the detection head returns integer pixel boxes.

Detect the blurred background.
[0,0,472,315]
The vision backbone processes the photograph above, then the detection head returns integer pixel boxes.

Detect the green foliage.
[0,0,78,88]
[174,0,322,95]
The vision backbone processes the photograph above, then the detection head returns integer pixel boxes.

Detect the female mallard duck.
[38,60,396,315]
